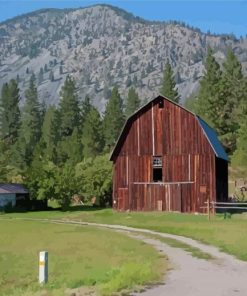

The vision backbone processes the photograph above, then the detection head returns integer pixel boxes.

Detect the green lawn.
[0,220,165,296]
[3,208,247,261]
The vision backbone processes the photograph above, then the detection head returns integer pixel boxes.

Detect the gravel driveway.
[16,219,247,296]
[62,221,247,296]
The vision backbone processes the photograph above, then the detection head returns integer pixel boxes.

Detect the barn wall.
[112,98,218,213]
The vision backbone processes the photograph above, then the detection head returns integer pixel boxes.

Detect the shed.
[110,95,228,213]
[0,184,29,209]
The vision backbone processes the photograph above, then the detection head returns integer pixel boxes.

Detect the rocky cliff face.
[1,4,247,110]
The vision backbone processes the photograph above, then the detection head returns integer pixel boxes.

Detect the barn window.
[153,156,162,167]
[158,100,164,109]
[153,156,163,182]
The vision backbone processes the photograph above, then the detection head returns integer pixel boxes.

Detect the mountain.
[1,4,247,110]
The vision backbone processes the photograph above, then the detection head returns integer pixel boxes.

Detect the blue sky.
[0,1,246,38]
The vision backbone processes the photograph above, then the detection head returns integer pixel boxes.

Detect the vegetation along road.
[3,213,247,295]
[48,220,247,296]
[0,219,165,296]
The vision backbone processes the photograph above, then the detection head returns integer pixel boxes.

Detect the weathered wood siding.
[112,97,225,213]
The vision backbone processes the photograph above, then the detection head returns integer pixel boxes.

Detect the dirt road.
[16,219,247,295]
[63,221,247,296]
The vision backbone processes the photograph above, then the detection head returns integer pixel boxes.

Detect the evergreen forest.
[0,48,246,209]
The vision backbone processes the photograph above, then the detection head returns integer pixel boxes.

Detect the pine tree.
[38,67,44,84]
[0,79,21,145]
[195,47,222,127]
[103,87,125,149]
[81,95,93,126]
[59,75,80,137]
[56,128,82,165]
[40,106,59,162]
[217,49,247,152]
[82,106,104,158]
[17,75,41,166]
[49,70,54,82]
[160,62,180,103]
[232,114,247,168]
[66,128,82,164]
[125,87,140,117]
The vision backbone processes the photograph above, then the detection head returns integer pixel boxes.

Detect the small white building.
[0,184,29,208]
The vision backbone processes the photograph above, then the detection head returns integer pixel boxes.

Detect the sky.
[0,1,246,38]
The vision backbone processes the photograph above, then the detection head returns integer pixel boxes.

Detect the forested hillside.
[0,4,247,207]
[187,48,247,169]
[1,4,247,109]
[0,47,246,208]
[0,72,143,208]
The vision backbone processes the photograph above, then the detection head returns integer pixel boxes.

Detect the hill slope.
[1,4,247,109]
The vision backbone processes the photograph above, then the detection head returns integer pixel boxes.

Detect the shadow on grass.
[58,205,107,212]
[1,205,108,214]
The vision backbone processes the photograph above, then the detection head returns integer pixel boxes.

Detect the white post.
[39,251,48,284]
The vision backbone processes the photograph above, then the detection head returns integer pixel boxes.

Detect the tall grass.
[4,207,247,261]
[0,220,165,295]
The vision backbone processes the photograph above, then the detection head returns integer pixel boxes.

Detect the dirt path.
[58,220,247,296]
[14,219,247,295]
[129,234,247,296]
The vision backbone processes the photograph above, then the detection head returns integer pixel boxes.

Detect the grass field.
[0,220,166,296]
[3,207,247,262]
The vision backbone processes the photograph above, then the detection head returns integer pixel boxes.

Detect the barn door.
[117,188,128,211]
[170,184,182,212]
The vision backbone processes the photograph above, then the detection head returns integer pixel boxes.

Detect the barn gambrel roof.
[197,117,228,161]
[110,95,228,162]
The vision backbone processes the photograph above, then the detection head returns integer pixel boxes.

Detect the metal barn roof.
[197,117,229,161]
[0,184,28,194]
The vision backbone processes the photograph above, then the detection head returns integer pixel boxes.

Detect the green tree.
[217,49,247,152]
[56,128,82,165]
[82,106,104,158]
[103,87,125,149]
[38,67,44,84]
[0,79,21,145]
[53,165,79,210]
[17,75,41,166]
[194,47,222,127]
[81,95,93,127]
[25,160,56,201]
[59,75,80,137]
[232,114,247,168]
[160,62,180,103]
[125,87,140,118]
[75,154,112,206]
[0,140,13,182]
[49,70,54,82]
[39,106,60,162]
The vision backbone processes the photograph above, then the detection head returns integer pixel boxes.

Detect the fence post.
[207,198,211,221]
[39,251,48,284]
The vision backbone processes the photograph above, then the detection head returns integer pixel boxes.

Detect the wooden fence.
[203,201,247,220]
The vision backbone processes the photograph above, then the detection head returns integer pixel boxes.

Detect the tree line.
[186,48,247,168]
[0,74,141,209]
[1,51,246,210]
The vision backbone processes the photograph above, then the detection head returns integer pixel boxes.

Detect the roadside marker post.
[39,251,48,284]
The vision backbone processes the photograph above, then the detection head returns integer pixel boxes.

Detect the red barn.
[110,95,228,213]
